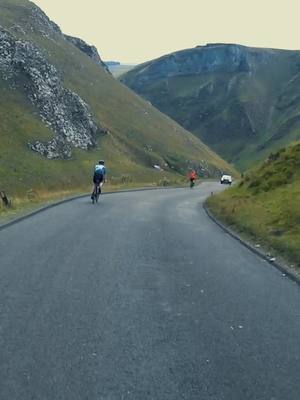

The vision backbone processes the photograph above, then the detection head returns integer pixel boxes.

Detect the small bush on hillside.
[121,175,132,184]
[248,179,260,189]
[158,177,170,187]
[267,148,285,163]
[27,189,39,201]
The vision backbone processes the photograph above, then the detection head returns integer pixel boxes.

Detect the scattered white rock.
[0,23,105,160]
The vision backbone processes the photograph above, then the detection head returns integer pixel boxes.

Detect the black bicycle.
[91,183,101,204]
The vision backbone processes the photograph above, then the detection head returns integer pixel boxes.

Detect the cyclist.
[91,160,106,200]
[188,169,198,188]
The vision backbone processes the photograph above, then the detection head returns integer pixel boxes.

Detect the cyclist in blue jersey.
[91,160,106,200]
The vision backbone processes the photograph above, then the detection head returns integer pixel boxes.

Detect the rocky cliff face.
[0,25,103,158]
[123,44,276,89]
[64,35,110,72]
[121,44,300,169]
[31,2,109,72]
[0,5,107,159]
[30,3,62,34]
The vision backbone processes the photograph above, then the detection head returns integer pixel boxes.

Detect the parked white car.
[220,174,232,185]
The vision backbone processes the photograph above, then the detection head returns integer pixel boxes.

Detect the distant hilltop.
[105,61,121,66]
[121,43,300,170]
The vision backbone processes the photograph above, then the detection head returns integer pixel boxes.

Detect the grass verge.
[206,186,300,272]
[207,153,300,271]
[206,142,300,271]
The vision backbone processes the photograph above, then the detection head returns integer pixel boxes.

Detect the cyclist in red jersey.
[188,170,198,188]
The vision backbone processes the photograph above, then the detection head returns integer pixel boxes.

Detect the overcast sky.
[33,0,300,64]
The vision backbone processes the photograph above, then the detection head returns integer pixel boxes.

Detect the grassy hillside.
[121,44,300,171]
[207,142,300,269]
[0,0,234,202]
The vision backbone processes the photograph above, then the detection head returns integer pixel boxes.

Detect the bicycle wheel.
[96,186,100,202]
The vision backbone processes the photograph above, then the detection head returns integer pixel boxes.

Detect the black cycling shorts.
[93,173,104,185]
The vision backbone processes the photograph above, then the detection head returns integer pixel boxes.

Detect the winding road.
[0,183,299,399]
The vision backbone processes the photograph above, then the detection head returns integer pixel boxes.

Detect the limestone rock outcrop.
[0,25,104,159]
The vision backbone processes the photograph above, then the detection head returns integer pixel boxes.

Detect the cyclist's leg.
[99,176,104,194]
[91,181,97,199]
[95,181,100,199]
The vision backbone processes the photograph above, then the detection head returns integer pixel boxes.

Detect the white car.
[220,174,232,185]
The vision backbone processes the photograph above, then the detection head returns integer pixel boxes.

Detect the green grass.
[0,0,235,203]
[206,142,300,270]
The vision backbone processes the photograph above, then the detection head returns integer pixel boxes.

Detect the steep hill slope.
[121,44,300,170]
[207,141,300,268]
[0,1,234,197]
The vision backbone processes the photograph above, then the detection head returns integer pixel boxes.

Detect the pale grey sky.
[33,0,300,64]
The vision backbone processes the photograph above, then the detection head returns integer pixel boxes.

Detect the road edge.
[203,202,300,285]
[0,193,87,232]
[0,186,183,232]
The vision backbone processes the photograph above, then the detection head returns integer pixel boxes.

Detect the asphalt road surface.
[0,183,299,400]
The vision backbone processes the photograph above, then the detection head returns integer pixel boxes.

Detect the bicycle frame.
[92,181,104,203]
